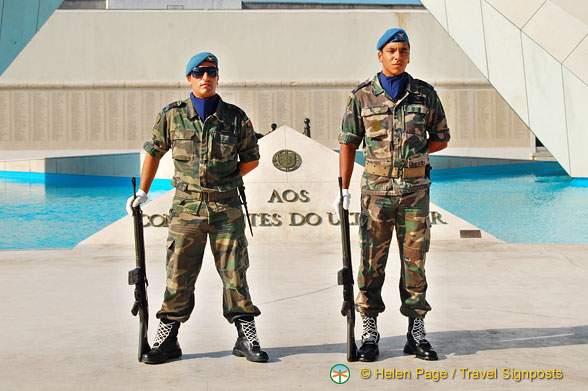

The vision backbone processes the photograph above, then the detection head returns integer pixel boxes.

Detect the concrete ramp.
[79,126,496,247]
[421,0,588,178]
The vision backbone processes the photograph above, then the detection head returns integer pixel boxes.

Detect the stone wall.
[0,81,531,154]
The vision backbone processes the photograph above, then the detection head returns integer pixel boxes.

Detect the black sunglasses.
[190,66,218,78]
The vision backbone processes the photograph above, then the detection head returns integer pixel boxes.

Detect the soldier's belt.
[365,162,426,178]
[176,188,238,201]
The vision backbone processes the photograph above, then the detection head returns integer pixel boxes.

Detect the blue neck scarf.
[190,93,220,121]
[378,72,408,102]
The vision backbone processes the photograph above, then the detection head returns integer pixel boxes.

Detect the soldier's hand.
[126,189,148,216]
[333,189,351,216]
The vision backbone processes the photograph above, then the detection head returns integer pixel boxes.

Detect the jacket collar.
[186,95,225,121]
[370,72,418,99]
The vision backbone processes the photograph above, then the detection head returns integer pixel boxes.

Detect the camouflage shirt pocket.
[361,105,390,140]
[210,131,238,163]
[170,129,195,161]
[404,104,429,136]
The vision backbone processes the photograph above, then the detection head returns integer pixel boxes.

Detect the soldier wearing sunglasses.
[127,52,267,364]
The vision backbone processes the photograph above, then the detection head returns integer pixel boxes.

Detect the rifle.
[238,185,254,236]
[337,177,358,362]
[128,177,150,362]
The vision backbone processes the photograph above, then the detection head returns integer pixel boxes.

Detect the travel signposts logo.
[331,364,350,384]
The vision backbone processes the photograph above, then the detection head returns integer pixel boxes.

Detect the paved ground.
[1,239,587,390]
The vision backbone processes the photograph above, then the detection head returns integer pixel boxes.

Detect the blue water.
[1,161,587,249]
[430,162,588,244]
[0,172,172,250]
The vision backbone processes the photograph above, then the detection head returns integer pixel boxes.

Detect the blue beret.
[377,28,409,51]
[185,52,218,77]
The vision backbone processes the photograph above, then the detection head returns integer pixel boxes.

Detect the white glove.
[126,189,148,216]
[333,189,351,216]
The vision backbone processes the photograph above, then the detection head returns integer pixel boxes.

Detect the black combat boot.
[141,318,182,364]
[358,316,380,362]
[403,317,438,360]
[232,317,268,362]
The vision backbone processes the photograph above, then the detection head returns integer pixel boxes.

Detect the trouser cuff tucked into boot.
[233,317,268,363]
[142,318,182,364]
[358,316,380,362]
[403,317,438,361]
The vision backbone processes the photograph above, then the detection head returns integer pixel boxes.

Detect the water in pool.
[0,172,172,250]
[1,161,587,249]
[430,162,588,244]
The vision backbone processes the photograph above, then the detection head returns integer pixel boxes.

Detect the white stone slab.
[4,160,33,172]
[445,0,489,77]
[0,10,485,85]
[245,126,363,242]
[551,0,588,26]
[485,0,546,29]
[563,68,588,178]
[523,0,588,62]
[522,34,571,173]
[482,1,529,125]
[563,36,588,85]
[420,0,448,29]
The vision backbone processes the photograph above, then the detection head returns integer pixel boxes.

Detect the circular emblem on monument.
[272,149,302,172]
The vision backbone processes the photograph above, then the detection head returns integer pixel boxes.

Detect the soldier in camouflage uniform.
[126,52,268,364]
[335,29,450,361]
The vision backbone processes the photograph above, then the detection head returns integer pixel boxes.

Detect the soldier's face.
[187,61,219,98]
[378,41,410,76]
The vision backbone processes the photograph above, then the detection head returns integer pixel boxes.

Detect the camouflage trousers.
[356,189,432,319]
[156,191,261,323]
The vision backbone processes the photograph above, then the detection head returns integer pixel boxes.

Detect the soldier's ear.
[377,50,383,64]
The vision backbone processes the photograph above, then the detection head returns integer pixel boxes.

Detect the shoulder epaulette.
[352,79,372,93]
[414,79,435,91]
[162,100,185,113]
[223,101,244,115]
[223,101,250,121]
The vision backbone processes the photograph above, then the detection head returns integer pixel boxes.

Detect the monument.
[79,126,494,247]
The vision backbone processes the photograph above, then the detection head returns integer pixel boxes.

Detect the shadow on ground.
[179,325,588,362]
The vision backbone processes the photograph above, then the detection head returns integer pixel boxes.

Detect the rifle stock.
[128,177,150,362]
[337,177,358,362]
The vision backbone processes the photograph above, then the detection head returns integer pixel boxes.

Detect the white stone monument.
[244,126,362,242]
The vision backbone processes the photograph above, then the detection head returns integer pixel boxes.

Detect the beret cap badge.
[377,28,409,51]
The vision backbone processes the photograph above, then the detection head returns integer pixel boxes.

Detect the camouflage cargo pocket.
[171,129,195,161]
[358,207,371,242]
[236,235,250,269]
[424,216,431,253]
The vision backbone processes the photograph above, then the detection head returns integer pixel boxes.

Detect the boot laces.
[411,318,428,344]
[153,321,175,347]
[239,319,260,346]
[361,317,379,343]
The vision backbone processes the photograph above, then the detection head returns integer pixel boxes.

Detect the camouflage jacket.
[339,73,450,195]
[144,96,260,192]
